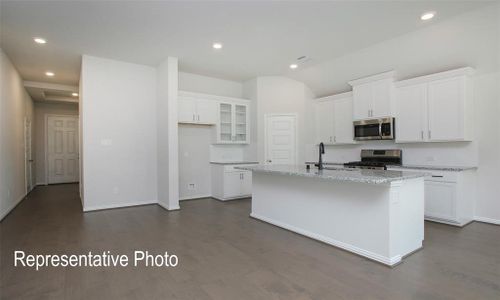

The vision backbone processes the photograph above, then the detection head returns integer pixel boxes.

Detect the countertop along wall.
[33,102,78,185]
[298,4,500,224]
[0,49,35,220]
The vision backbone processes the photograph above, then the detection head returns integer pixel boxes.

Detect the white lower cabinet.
[211,164,253,201]
[424,181,457,222]
[388,167,475,226]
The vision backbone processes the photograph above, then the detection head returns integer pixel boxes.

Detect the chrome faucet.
[315,142,325,170]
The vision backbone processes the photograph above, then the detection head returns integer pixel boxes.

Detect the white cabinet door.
[396,84,427,142]
[427,77,465,141]
[196,99,217,124]
[224,172,242,198]
[425,181,457,222]
[333,96,354,144]
[218,102,233,143]
[234,104,249,143]
[315,101,335,143]
[178,97,197,123]
[371,80,392,118]
[241,172,252,196]
[352,83,372,120]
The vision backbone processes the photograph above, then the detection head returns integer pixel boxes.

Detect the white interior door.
[47,116,80,184]
[265,114,296,165]
[24,118,33,192]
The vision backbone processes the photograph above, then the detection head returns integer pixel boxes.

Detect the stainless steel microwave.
[353,117,395,141]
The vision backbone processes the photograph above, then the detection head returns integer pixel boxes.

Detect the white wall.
[80,55,158,211]
[177,72,247,200]
[33,102,78,185]
[179,71,243,98]
[299,4,500,223]
[291,4,500,97]
[0,48,35,220]
[243,76,315,165]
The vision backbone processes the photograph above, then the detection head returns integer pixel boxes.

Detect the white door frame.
[45,114,79,184]
[264,113,298,165]
[24,117,33,193]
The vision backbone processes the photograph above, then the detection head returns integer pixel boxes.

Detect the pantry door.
[264,114,297,165]
[47,115,79,184]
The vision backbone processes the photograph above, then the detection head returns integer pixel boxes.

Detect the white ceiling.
[0,1,493,87]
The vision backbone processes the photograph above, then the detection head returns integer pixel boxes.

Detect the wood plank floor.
[1,184,499,299]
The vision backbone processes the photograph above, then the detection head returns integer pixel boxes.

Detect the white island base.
[250,171,424,267]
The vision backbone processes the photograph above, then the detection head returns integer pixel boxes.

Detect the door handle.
[192,114,195,121]
[428,130,431,140]
[421,131,424,140]
[197,115,200,121]
[267,160,272,163]
[334,136,336,143]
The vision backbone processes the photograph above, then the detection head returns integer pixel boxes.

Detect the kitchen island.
[236,165,427,266]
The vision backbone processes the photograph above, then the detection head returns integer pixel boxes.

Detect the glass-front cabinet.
[216,102,249,144]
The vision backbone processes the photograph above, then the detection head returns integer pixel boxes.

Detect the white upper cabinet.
[315,99,335,144]
[314,92,355,145]
[178,97,197,123]
[352,84,372,120]
[395,84,427,142]
[196,98,218,124]
[395,67,474,143]
[333,94,355,144]
[216,102,250,144]
[427,77,466,141]
[349,71,395,120]
[178,94,217,125]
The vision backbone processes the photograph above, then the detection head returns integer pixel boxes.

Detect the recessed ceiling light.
[33,37,47,44]
[72,92,78,97]
[212,42,223,49]
[289,64,298,69]
[45,71,55,77]
[420,11,435,21]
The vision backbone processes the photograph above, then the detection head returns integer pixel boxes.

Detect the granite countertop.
[210,161,259,165]
[305,162,477,172]
[236,164,427,185]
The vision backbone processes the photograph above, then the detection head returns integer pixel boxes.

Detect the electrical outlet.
[188,183,195,191]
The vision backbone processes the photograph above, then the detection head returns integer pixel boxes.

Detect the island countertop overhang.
[236,164,428,185]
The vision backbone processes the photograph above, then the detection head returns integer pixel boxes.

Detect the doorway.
[264,114,297,165]
[46,115,80,184]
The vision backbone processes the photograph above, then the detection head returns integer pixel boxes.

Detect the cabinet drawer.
[223,164,255,173]
[424,171,458,183]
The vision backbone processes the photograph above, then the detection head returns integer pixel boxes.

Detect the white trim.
[157,202,180,211]
[474,216,500,226]
[348,70,396,86]
[36,181,48,186]
[179,194,211,201]
[264,113,298,165]
[395,67,475,87]
[45,114,79,185]
[83,200,157,212]
[250,213,401,267]
[179,90,250,104]
[0,193,27,221]
[316,91,353,102]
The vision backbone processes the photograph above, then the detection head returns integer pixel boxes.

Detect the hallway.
[1,184,500,299]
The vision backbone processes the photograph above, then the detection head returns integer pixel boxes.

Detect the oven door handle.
[379,122,383,139]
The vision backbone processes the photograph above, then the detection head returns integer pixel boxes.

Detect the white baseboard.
[83,200,157,212]
[179,194,211,201]
[0,193,27,221]
[250,213,401,267]
[36,182,47,186]
[158,202,180,211]
[474,216,500,225]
